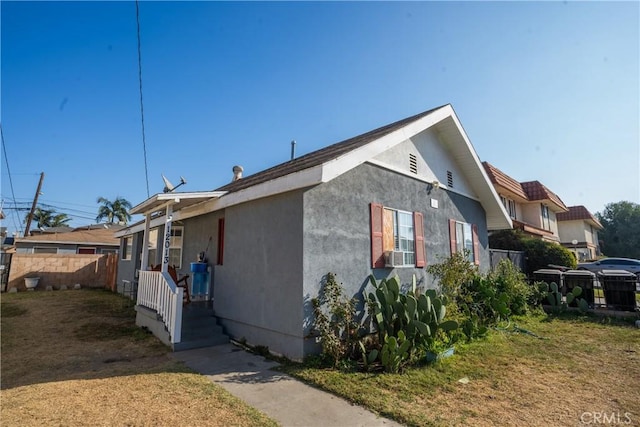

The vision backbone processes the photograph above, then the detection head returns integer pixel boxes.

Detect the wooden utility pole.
[23,172,44,237]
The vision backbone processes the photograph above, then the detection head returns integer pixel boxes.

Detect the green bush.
[489,229,577,276]
[487,259,532,316]
[311,273,360,367]
[522,238,576,275]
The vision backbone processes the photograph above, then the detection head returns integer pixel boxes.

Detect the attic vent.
[409,154,417,174]
[447,170,453,188]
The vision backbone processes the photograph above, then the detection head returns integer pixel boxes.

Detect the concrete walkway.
[172,343,403,427]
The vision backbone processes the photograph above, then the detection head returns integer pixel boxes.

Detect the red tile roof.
[556,205,603,228]
[520,181,567,211]
[482,162,528,200]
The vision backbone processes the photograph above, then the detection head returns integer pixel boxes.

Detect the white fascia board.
[209,166,324,211]
[445,111,512,230]
[129,191,226,215]
[321,106,451,183]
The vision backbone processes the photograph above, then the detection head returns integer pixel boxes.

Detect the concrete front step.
[175,303,230,351]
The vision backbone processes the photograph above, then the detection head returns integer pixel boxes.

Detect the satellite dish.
[162,174,187,193]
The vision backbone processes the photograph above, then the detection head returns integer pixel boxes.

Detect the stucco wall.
[302,162,489,355]
[8,253,114,290]
[116,232,143,293]
[180,211,224,278]
[213,190,305,359]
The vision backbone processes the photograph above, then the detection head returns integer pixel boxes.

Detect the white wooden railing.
[137,270,183,343]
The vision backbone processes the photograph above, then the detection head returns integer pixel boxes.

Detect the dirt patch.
[0,289,276,426]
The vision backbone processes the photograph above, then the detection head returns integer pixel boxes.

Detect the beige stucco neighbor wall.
[7,253,115,291]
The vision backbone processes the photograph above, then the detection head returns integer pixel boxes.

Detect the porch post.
[161,203,173,273]
[140,213,151,270]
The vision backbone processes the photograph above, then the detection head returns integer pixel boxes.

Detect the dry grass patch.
[282,314,640,426]
[1,289,276,427]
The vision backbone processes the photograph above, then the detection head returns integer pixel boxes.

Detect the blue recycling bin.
[190,262,209,297]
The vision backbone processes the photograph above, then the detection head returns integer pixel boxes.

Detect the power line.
[135,0,150,198]
[0,124,24,234]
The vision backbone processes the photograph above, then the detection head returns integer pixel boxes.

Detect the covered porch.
[127,191,227,350]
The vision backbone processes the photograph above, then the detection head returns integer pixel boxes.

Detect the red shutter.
[472,224,480,266]
[413,212,426,268]
[448,219,457,255]
[217,218,225,265]
[370,203,385,268]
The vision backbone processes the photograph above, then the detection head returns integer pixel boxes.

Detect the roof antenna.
[290,140,296,160]
[162,174,187,193]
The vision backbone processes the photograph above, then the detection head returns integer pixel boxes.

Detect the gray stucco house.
[116,104,511,360]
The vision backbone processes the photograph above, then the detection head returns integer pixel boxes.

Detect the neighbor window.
[33,246,57,254]
[541,204,551,230]
[500,196,517,219]
[370,203,425,268]
[121,237,132,261]
[448,219,479,265]
[77,247,96,254]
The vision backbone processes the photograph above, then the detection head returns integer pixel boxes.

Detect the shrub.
[487,259,532,316]
[311,273,360,367]
[489,229,577,276]
[521,238,576,275]
[426,251,479,301]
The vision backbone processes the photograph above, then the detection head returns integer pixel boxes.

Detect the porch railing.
[137,270,183,343]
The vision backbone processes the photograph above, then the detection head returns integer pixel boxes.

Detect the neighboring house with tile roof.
[556,205,603,261]
[15,224,123,255]
[482,162,568,242]
[116,104,511,359]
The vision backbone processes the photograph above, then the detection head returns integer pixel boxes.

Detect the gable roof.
[16,226,122,246]
[521,181,567,212]
[557,205,603,229]
[126,104,512,232]
[482,162,528,200]
[482,162,568,212]
[216,106,444,194]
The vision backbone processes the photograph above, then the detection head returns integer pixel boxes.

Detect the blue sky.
[1,1,638,236]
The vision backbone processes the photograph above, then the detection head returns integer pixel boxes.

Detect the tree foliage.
[596,201,640,259]
[96,197,132,224]
[489,229,576,275]
[27,207,71,228]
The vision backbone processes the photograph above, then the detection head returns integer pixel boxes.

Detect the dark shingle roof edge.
[215,104,450,194]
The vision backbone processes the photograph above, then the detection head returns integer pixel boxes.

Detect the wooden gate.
[105,253,118,291]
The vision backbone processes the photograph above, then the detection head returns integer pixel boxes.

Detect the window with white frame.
[500,196,517,219]
[449,219,479,265]
[455,222,474,263]
[385,208,415,266]
[147,228,159,267]
[168,226,183,268]
[370,203,425,269]
[541,204,551,230]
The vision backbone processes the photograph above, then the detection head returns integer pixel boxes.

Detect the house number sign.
[163,226,172,265]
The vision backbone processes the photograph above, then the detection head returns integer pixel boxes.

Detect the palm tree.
[50,213,71,227]
[27,208,71,228]
[96,196,132,224]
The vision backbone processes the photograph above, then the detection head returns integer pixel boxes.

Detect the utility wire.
[136,0,150,198]
[0,124,23,234]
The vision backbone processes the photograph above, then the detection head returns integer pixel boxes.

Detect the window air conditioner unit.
[384,251,404,268]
